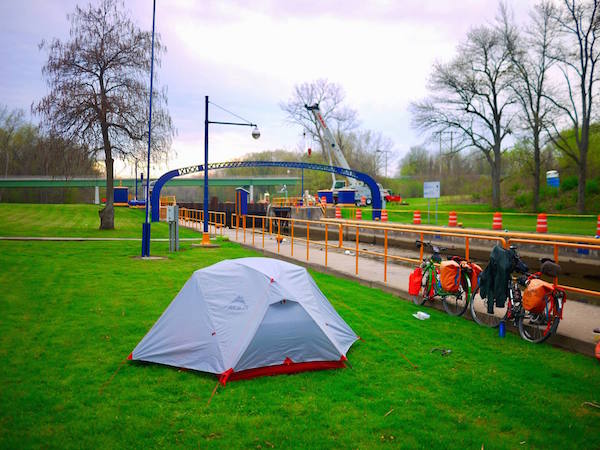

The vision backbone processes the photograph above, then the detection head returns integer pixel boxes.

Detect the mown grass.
[0,205,599,449]
[342,197,598,236]
[0,203,200,238]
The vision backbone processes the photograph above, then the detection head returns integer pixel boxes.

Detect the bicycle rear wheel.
[469,288,508,328]
[518,296,561,343]
[442,290,468,316]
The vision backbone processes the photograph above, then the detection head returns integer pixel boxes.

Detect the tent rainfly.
[129,257,358,384]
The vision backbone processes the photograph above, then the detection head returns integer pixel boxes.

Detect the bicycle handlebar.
[415,240,448,252]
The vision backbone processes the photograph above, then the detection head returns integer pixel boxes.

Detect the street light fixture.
[202,96,259,246]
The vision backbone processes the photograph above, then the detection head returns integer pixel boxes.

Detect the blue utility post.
[202,96,210,245]
[141,0,157,257]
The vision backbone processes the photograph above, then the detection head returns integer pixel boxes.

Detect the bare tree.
[411,25,516,209]
[0,106,25,179]
[545,0,600,213]
[280,79,358,173]
[34,0,174,229]
[501,2,558,211]
[337,129,394,179]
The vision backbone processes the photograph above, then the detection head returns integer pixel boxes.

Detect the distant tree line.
[0,105,99,202]
[411,0,600,213]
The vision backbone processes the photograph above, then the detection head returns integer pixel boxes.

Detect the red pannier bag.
[523,279,553,314]
[408,267,423,296]
[469,263,483,292]
[440,260,461,292]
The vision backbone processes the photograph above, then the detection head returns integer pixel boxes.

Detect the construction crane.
[305,103,383,206]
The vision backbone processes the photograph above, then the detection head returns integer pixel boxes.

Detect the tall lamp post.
[141,0,157,257]
[203,96,260,245]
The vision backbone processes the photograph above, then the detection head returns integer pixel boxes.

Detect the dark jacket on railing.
[479,246,519,313]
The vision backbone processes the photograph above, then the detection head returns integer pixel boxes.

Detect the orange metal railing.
[225,214,600,299]
[230,213,507,283]
[177,207,225,236]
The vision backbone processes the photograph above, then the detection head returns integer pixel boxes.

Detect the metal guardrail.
[227,214,600,299]
[324,218,600,298]
[177,208,225,236]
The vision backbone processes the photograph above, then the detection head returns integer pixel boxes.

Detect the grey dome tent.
[128,257,358,384]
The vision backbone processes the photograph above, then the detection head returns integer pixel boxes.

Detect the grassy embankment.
[0,204,599,448]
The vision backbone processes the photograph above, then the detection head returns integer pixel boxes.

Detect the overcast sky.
[0,0,536,178]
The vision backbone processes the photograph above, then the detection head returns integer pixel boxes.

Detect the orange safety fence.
[177,207,225,236]
[231,213,507,283]
[271,197,304,207]
[226,214,600,299]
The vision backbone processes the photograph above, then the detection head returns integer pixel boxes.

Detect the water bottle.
[499,320,506,338]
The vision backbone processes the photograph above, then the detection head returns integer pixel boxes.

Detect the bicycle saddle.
[540,259,561,277]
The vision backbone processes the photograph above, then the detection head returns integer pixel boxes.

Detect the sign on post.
[423,181,440,224]
[423,181,440,199]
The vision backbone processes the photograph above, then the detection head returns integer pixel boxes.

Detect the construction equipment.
[305,103,386,207]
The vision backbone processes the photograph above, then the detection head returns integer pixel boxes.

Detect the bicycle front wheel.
[470,288,508,328]
[442,290,468,316]
[517,298,561,343]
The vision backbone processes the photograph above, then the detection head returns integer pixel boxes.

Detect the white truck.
[305,103,384,206]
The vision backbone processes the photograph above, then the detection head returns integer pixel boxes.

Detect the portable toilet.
[113,186,129,206]
[236,187,250,216]
[546,170,559,188]
[317,189,334,204]
[337,188,356,205]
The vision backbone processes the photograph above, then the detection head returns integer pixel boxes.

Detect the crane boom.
[305,103,385,207]
[305,104,359,188]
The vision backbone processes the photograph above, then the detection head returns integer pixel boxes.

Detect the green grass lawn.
[0,203,201,238]
[341,197,599,236]
[1,205,599,448]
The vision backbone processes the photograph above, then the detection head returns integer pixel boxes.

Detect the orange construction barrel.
[536,213,548,233]
[492,212,503,230]
[356,209,362,220]
[448,211,457,227]
[596,214,600,237]
[335,207,342,219]
[413,210,421,225]
[381,210,388,222]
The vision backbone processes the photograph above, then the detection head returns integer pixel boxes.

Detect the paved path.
[189,221,600,355]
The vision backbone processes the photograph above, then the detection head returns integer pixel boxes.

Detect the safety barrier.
[323,218,600,299]
[177,207,225,236]
[231,214,506,284]
[182,211,600,301]
[271,196,303,207]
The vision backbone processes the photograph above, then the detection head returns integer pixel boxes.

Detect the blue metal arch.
[150,161,382,222]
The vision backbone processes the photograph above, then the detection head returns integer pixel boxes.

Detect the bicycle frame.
[421,259,471,300]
